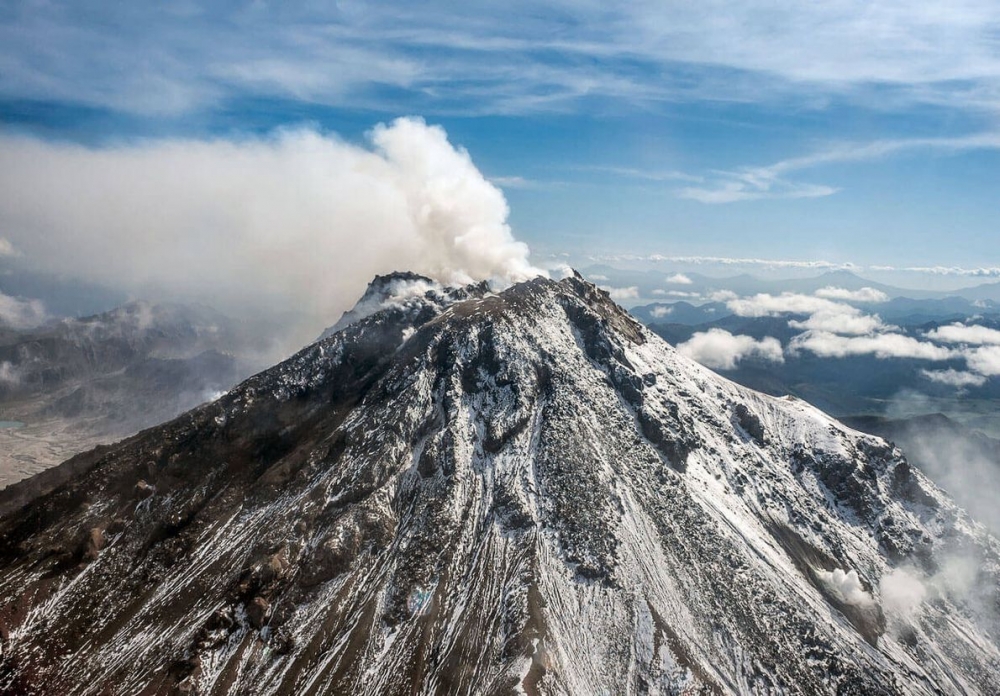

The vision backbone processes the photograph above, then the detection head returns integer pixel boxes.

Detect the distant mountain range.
[583,265,1000,306]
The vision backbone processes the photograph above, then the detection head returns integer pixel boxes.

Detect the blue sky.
[2,0,1000,277]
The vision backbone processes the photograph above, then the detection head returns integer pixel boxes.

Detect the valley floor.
[0,418,105,490]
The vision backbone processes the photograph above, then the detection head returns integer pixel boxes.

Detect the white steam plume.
[0,117,543,354]
[817,567,874,608]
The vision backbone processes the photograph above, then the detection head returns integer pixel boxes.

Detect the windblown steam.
[0,117,543,351]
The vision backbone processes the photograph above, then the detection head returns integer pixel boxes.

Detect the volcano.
[1,272,998,694]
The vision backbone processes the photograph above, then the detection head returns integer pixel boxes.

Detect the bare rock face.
[82,527,105,561]
[1,272,999,695]
[247,597,271,630]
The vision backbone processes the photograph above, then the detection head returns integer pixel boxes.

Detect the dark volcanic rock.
[734,402,767,445]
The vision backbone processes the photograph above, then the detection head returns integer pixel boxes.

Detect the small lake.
[0,421,25,429]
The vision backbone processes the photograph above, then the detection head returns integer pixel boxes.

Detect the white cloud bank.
[814,286,889,303]
[787,325,1000,383]
[966,346,1000,376]
[926,323,1000,345]
[706,287,1000,383]
[728,293,851,318]
[920,369,987,388]
[603,286,640,301]
[677,328,784,370]
[788,311,884,336]
[789,331,957,361]
[0,118,543,344]
[729,291,889,335]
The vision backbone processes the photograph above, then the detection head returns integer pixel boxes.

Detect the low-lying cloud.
[789,331,957,361]
[680,286,1000,383]
[0,117,543,354]
[788,310,884,336]
[926,323,1000,346]
[814,286,889,303]
[728,292,853,318]
[677,328,784,370]
[731,290,889,336]
[0,291,47,329]
[603,286,639,301]
[965,346,1000,376]
[920,369,987,388]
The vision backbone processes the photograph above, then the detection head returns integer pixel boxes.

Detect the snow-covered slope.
[1,272,998,695]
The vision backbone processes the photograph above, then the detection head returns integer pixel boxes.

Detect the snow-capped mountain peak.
[1,272,998,694]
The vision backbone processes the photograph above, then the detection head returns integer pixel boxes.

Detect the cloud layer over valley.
[670,285,1000,387]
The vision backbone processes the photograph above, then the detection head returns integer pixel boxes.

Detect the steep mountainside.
[0,273,998,695]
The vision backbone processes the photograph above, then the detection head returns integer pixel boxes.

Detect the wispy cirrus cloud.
[487,175,562,191]
[677,176,837,204]
[593,254,1000,278]
[610,254,861,270]
[677,132,1000,203]
[3,2,1000,118]
[571,165,704,184]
